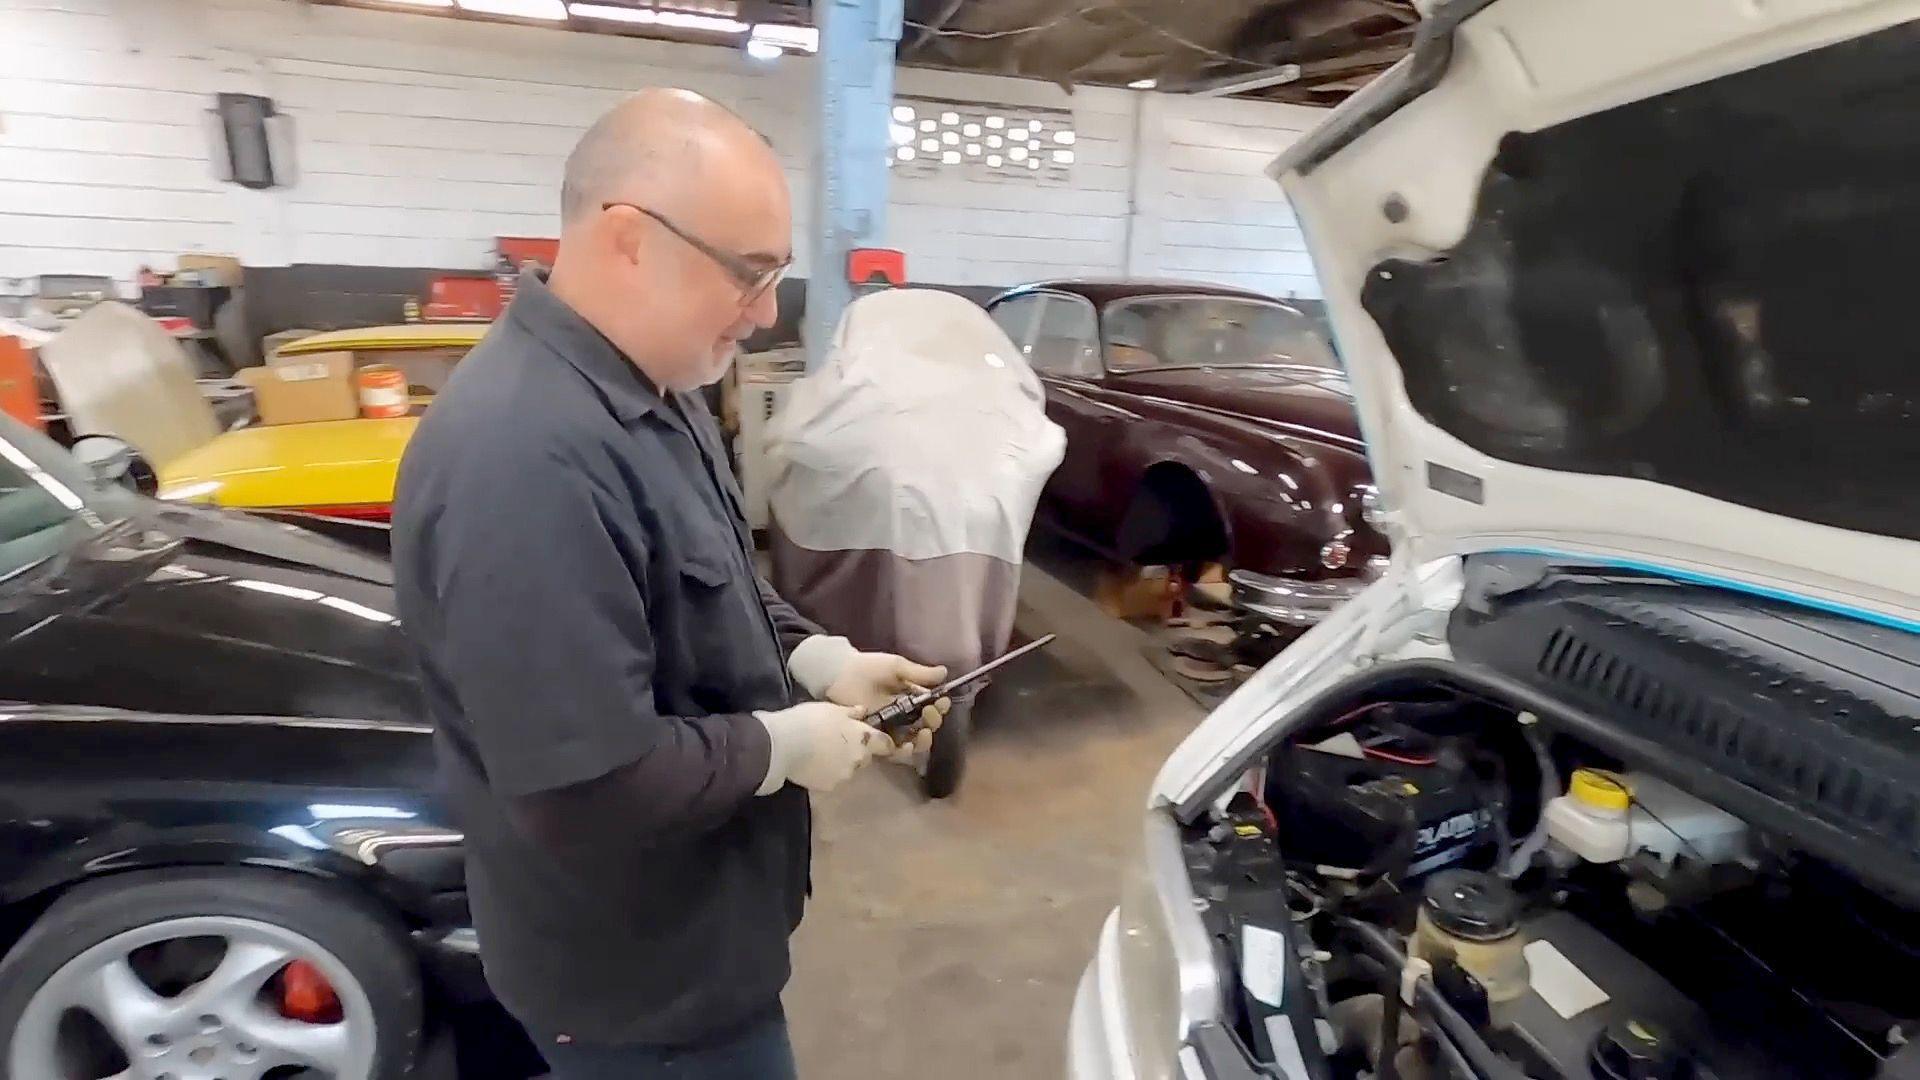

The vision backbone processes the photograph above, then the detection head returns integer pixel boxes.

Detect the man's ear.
[598,203,644,265]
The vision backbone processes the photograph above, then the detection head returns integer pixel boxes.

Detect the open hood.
[1275,0,1920,628]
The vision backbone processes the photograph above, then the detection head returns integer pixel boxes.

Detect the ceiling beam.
[1174,22,1416,95]
[903,0,965,58]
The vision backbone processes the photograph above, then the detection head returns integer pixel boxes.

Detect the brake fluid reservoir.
[1544,768,1633,863]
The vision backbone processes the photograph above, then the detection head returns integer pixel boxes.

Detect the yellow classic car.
[156,323,488,521]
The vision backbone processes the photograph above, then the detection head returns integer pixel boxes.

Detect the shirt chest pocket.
[677,545,734,589]
[667,523,744,621]
[658,522,766,706]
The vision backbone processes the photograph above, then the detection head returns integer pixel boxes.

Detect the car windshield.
[1104,295,1341,376]
[0,420,136,582]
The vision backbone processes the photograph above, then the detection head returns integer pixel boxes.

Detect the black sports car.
[0,419,538,1079]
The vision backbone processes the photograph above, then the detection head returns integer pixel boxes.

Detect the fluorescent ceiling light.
[985,116,1005,129]
[1128,78,1157,89]
[941,131,958,145]
[568,4,747,32]
[1194,64,1303,98]
[568,2,650,20]
[1026,157,1040,169]
[890,123,913,145]
[940,111,959,125]
[965,143,980,155]
[1008,146,1027,162]
[750,22,817,53]
[941,151,960,164]
[892,105,915,122]
[919,119,936,132]
[457,0,566,19]
[645,9,746,31]
[1052,149,1074,164]
[1053,130,1075,145]
[560,3,741,30]
[986,154,1002,167]
[896,146,915,161]
[962,123,980,137]
[919,138,938,152]
[745,38,783,59]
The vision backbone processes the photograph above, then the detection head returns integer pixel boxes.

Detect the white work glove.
[753,701,887,795]
[789,636,951,763]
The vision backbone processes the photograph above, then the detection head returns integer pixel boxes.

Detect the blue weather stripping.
[1493,546,1920,638]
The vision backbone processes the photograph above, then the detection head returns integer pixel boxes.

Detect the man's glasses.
[604,202,790,305]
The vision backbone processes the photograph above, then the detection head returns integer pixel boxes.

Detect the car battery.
[1265,742,1496,880]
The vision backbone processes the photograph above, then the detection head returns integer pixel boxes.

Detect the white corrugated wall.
[0,0,1327,298]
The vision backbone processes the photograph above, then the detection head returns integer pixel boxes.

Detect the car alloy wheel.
[8,915,376,1080]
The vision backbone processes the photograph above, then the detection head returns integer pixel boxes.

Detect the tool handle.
[863,634,1058,744]
[868,693,929,741]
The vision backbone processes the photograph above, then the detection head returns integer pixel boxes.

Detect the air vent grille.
[1537,627,1919,852]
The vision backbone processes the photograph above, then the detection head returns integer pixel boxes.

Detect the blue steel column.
[804,0,903,370]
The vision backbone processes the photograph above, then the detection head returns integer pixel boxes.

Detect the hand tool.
[867,633,1058,742]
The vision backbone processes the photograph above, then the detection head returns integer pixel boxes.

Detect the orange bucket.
[355,364,408,419]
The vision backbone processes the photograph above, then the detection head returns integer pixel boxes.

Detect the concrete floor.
[785,564,1201,1079]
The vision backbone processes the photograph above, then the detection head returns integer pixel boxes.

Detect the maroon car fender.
[1107,398,1350,576]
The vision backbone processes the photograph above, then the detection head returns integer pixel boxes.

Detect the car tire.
[922,698,972,799]
[0,867,423,1080]
[1117,466,1228,568]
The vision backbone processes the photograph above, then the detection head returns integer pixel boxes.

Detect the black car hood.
[146,501,393,586]
[0,507,421,727]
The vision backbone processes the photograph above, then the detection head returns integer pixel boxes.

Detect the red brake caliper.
[278,960,343,1023]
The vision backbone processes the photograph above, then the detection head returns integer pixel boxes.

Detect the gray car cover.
[765,288,1065,680]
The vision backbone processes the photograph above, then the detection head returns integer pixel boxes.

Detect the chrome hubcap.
[9,916,376,1080]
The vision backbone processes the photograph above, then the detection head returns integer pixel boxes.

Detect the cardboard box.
[1096,564,1181,623]
[176,254,244,287]
[239,351,358,425]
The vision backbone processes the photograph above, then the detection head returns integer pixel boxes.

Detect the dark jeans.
[536,1010,798,1080]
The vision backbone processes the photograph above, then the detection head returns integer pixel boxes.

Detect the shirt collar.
[506,268,665,422]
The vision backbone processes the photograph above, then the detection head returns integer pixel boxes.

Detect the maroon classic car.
[985,279,1386,626]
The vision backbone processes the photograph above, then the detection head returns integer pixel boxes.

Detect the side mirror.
[69,434,158,496]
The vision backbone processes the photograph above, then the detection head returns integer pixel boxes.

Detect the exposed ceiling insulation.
[321,0,1417,103]
[900,0,1420,104]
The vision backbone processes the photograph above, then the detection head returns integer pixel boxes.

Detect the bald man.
[392,90,947,1079]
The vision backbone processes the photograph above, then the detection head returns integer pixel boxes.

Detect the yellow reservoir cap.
[1569,768,1631,811]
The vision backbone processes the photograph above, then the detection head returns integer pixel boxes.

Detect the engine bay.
[1186,686,1920,1080]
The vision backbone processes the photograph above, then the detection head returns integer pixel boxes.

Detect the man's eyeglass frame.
[604,202,789,305]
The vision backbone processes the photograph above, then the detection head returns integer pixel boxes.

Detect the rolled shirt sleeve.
[428,437,770,834]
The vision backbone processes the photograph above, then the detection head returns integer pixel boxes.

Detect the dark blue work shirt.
[392,270,820,1046]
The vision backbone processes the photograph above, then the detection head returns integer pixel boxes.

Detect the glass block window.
[888,97,1076,184]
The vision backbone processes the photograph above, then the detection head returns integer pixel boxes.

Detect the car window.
[989,295,1045,355]
[1104,295,1339,374]
[0,439,86,581]
[992,293,1099,378]
[357,345,471,396]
